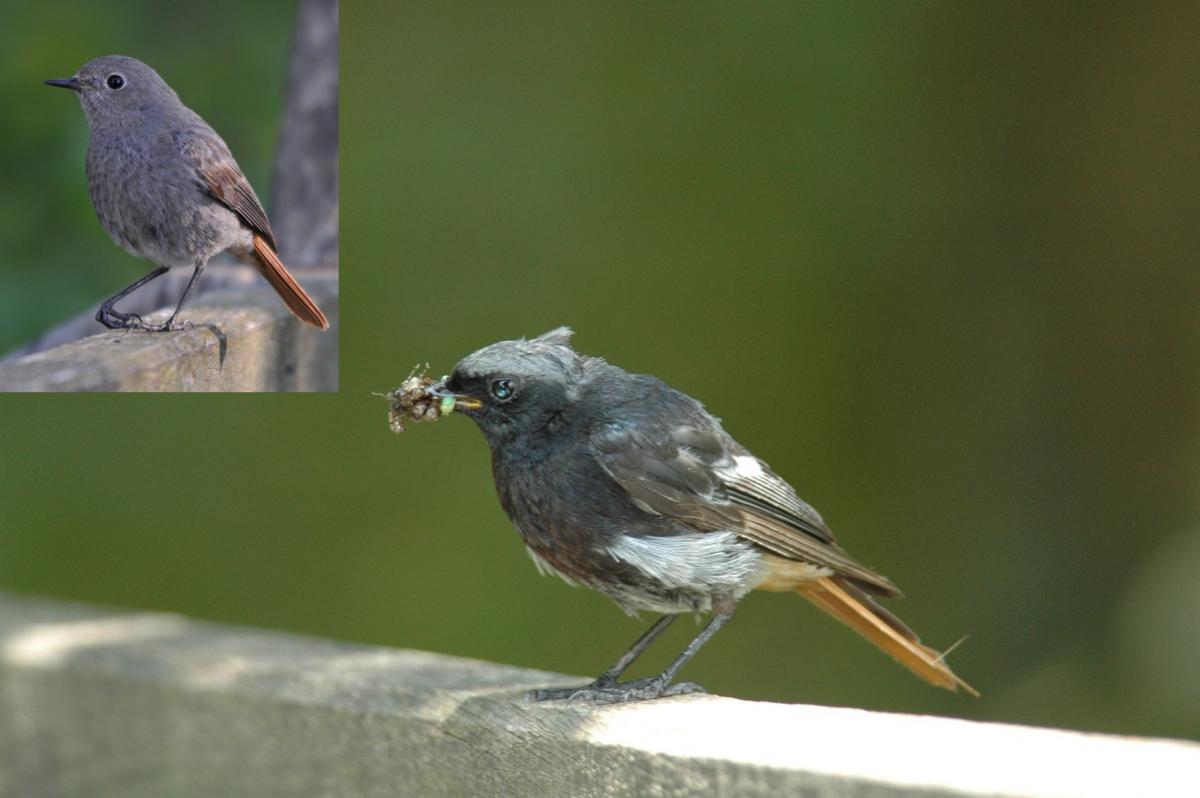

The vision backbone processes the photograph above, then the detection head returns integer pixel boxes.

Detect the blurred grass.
[1,1,1198,742]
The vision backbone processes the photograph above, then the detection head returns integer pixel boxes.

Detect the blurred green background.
[0,0,293,354]
[3,1,1199,742]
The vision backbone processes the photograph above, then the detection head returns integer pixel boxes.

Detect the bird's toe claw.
[97,309,146,330]
[662,681,706,697]
[525,677,704,705]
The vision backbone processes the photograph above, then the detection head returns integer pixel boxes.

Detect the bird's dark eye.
[490,379,515,401]
[106,74,125,90]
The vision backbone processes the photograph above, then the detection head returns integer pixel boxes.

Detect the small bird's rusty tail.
[796,576,978,696]
[251,235,329,330]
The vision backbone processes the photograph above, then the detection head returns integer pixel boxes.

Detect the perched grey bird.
[432,328,975,702]
[46,55,328,331]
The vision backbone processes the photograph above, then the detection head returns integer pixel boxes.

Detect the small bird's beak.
[44,77,82,92]
[428,379,484,412]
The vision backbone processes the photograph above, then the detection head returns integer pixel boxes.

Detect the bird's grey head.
[438,327,590,446]
[45,55,180,127]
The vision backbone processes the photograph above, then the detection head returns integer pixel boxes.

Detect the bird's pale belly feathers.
[85,137,247,268]
[525,529,827,615]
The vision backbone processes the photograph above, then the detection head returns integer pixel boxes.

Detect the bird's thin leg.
[525,614,677,703]
[527,611,734,704]
[95,265,169,329]
[596,614,678,684]
[633,610,734,696]
[144,261,206,332]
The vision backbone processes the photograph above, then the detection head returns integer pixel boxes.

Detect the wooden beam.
[1,593,1195,797]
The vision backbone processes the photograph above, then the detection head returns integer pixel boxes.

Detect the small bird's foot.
[96,306,145,330]
[525,677,706,705]
[140,317,191,332]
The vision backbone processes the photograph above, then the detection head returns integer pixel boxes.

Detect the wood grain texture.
[0,593,1195,798]
[0,271,337,392]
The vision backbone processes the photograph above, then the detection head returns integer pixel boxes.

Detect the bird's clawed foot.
[97,304,190,332]
[96,305,145,330]
[525,676,707,704]
[140,317,191,332]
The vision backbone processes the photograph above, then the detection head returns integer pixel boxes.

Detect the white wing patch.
[732,455,765,479]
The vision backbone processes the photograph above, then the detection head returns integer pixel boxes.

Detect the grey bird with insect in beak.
[46,55,328,331]
[428,328,976,703]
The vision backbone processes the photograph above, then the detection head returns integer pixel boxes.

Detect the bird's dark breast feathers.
[494,441,616,544]
[491,434,688,595]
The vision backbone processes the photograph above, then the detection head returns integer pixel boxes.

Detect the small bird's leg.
[627,611,734,699]
[530,612,681,700]
[144,260,206,332]
[595,614,678,684]
[526,615,678,702]
[95,265,169,329]
[527,611,735,704]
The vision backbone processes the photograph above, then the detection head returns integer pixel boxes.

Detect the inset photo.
[0,0,337,391]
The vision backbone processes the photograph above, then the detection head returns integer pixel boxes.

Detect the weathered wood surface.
[0,270,337,392]
[271,0,339,268]
[0,593,1195,798]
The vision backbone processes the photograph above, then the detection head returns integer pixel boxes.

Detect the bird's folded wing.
[590,420,738,529]
[591,419,899,596]
[174,128,277,250]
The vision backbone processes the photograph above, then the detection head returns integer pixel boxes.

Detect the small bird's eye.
[490,379,515,401]
[106,74,125,90]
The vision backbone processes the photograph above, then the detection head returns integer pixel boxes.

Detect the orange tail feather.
[251,235,329,330]
[796,576,978,696]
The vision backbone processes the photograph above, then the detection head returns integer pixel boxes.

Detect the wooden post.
[271,0,339,269]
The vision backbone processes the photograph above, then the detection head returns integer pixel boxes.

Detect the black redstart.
[430,328,975,702]
[46,55,328,331]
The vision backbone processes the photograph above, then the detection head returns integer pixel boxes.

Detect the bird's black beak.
[44,77,82,92]
[428,378,484,412]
